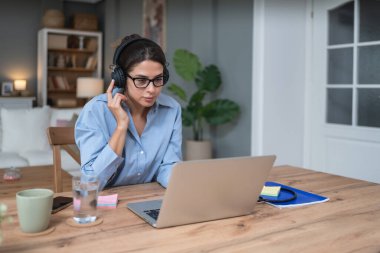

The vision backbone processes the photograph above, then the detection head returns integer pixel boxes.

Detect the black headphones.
[111,34,169,88]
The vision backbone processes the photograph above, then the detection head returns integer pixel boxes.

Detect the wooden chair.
[46,127,80,192]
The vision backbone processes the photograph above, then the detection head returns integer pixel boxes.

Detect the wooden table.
[0,165,72,198]
[1,166,379,252]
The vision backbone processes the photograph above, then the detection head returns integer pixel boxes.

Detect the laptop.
[127,155,276,228]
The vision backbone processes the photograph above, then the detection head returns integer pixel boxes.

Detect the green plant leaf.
[195,65,221,92]
[171,48,241,140]
[173,49,202,81]
[167,83,187,102]
[203,99,240,125]
[188,90,206,112]
[181,108,194,127]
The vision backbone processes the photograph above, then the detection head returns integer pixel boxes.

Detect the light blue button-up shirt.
[75,92,182,190]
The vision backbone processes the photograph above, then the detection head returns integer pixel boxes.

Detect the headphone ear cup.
[111,65,126,88]
[163,66,169,84]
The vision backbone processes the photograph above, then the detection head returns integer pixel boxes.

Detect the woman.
[75,34,182,190]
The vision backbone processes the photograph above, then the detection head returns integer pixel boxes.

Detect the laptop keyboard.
[144,209,160,220]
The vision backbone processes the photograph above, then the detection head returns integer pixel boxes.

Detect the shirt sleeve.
[156,105,183,188]
[75,102,124,190]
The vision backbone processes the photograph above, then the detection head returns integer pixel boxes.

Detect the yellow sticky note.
[261,186,281,197]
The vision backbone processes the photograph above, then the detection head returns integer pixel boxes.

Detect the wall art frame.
[143,0,166,51]
[1,81,13,96]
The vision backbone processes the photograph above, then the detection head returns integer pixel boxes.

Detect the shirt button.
[140,150,144,155]
[137,173,141,176]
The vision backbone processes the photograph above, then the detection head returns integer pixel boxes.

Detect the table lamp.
[76,77,104,102]
[14,79,27,96]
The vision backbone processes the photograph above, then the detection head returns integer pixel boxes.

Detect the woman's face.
[126,60,164,109]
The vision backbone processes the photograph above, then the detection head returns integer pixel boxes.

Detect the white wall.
[251,0,308,167]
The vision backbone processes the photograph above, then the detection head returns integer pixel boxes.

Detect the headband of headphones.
[112,34,143,66]
[111,34,169,88]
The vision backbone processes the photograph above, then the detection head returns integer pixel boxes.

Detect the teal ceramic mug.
[16,188,54,233]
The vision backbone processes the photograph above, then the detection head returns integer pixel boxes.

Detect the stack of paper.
[261,181,329,209]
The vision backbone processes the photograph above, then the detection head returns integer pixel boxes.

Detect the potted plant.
[168,49,240,160]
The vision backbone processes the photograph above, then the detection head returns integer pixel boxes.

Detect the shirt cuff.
[156,163,175,188]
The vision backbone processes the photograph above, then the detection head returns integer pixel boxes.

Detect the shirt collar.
[156,94,174,108]
[96,92,174,109]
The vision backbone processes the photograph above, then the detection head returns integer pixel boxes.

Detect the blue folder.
[260,181,329,208]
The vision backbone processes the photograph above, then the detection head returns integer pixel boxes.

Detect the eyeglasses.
[126,74,165,88]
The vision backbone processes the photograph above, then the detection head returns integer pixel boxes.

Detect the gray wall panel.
[213,0,253,158]
[0,0,44,96]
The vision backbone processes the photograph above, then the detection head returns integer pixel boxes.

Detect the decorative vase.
[42,9,65,28]
[185,140,212,161]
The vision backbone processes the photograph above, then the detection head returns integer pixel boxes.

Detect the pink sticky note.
[97,194,118,209]
[73,198,81,211]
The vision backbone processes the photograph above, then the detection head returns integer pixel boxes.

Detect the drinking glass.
[72,174,99,224]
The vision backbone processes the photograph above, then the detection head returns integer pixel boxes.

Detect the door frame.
[251,0,313,167]
[303,0,314,169]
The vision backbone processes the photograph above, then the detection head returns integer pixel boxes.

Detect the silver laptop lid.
[155,155,276,228]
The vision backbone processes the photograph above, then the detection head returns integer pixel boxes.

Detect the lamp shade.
[14,80,27,91]
[76,77,104,98]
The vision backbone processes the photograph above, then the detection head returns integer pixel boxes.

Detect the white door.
[310,0,380,183]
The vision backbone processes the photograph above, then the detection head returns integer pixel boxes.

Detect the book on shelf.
[48,76,55,90]
[62,76,70,89]
[85,56,98,70]
[71,55,77,68]
[260,181,329,209]
[91,56,98,69]
[49,76,71,90]
[55,76,66,90]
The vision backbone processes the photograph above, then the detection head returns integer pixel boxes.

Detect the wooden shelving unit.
[37,28,102,108]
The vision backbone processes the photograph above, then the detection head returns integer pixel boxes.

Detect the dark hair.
[117,34,167,74]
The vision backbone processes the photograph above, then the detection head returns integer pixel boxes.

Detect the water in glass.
[72,174,99,224]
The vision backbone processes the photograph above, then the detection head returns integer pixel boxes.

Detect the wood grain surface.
[0,165,72,198]
[1,165,379,252]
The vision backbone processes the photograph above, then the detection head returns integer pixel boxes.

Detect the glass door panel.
[327,48,353,84]
[328,1,354,45]
[359,0,380,42]
[327,88,353,124]
[358,45,380,84]
[357,88,380,127]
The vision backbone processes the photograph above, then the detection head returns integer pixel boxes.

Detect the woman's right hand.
[106,80,129,130]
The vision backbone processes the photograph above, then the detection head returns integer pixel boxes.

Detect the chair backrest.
[46,127,80,192]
